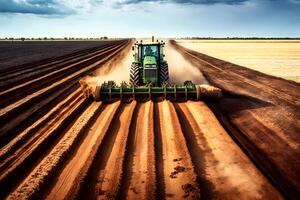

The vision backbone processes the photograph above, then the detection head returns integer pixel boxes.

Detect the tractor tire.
[130,64,140,85]
[159,63,169,83]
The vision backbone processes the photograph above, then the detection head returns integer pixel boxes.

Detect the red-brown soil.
[0,39,287,199]
[171,40,300,199]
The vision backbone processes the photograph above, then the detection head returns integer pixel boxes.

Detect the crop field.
[177,40,300,82]
[0,39,299,199]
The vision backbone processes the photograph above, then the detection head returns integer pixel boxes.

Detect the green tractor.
[80,38,222,101]
[130,39,169,86]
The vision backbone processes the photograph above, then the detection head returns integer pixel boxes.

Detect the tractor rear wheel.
[130,64,140,85]
[159,63,169,83]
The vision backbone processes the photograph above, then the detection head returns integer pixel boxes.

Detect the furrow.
[0,43,116,91]
[0,42,126,107]
[157,101,200,199]
[177,101,283,199]
[0,83,75,139]
[44,102,120,200]
[0,92,83,171]
[0,88,82,161]
[77,101,136,200]
[96,101,136,200]
[0,42,114,86]
[0,95,89,199]
[0,40,130,138]
[0,41,118,77]
[153,102,165,199]
[119,101,156,200]
[0,41,127,115]
[7,102,103,200]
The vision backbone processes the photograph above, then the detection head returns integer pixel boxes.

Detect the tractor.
[130,37,169,86]
[80,37,222,101]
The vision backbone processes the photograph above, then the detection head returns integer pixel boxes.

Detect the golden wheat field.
[177,40,300,83]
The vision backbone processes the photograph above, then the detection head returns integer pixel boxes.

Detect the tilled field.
[171,40,300,199]
[0,41,116,71]
[0,39,287,199]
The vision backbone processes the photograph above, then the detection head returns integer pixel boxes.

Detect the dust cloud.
[79,44,132,98]
[164,41,208,85]
[92,45,132,84]
[81,43,132,86]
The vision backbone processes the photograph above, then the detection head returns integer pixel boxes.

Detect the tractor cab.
[131,39,168,86]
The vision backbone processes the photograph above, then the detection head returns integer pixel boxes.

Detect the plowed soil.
[171,40,300,199]
[0,41,115,71]
[0,39,291,199]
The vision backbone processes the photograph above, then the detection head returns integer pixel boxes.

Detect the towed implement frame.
[81,80,222,102]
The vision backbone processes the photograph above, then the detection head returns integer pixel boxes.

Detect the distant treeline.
[180,37,300,40]
[0,37,111,41]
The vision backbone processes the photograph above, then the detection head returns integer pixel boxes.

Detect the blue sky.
[0,0,299,38]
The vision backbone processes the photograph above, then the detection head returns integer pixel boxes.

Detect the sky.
[0,0,299,38]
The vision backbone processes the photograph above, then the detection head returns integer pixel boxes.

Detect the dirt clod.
[130,187,139,194]
[182,183,201,198]
[173,158,183,162]
[170,165,186,178]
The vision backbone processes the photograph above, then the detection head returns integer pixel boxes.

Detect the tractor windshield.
[142,45,158,58]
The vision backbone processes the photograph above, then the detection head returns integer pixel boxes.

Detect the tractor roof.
[134,40,165,46]
[137,42,161,46]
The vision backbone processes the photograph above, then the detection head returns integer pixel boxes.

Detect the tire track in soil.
[45,101,120,200]
[77,101,136,200]
[6,102,103,200]
[157,101,200,199]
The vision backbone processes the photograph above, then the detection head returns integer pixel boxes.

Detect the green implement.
[91,81,221,101]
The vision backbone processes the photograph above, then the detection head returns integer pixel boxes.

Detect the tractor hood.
[143,56,158,84]
[143,56,157,66]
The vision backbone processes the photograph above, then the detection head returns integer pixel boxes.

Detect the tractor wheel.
[130,64,140,85]
[159,63,169,83]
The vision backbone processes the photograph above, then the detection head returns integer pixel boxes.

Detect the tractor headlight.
[146,64,156,68]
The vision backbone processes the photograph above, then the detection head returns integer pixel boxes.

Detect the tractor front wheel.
[159,63,169,83]
[130,64,140,85]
